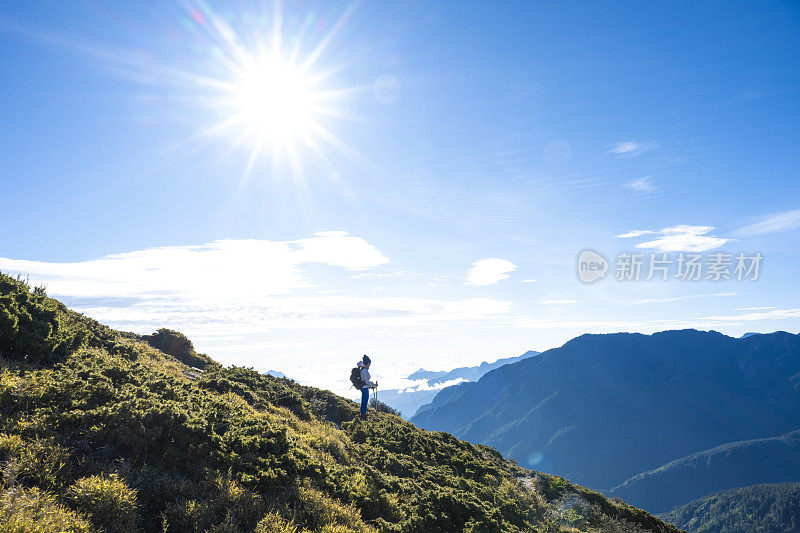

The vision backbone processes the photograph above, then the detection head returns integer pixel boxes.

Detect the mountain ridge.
[609,429,800,513]
[412,328,800,508]
[408,350,540,385]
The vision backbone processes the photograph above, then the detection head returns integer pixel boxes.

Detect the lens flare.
[527,451,544,466]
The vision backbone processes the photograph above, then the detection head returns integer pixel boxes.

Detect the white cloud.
[398,377,467,393]
[292,231,388,270]
[0,233,388,302]
[615,229,656,239]
[607,141,656,158]
[625,176,657,192]
[540,299,579,305]
[734,209,800,237]
[615,225,730,252]
[519,279,537,283]
[609,141,640,155]
[464,258,517,286]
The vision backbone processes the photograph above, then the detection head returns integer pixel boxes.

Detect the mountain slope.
[414,380,478,418]
[0,273,678,532]
[411,330,800,502]
[609,430,800,513]
[659,482,800,532]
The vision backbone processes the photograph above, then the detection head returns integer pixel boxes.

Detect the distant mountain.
[381,350,539,419]
[266,369,288,379]
[740,332,761,338]
[409,351,540,385]
[609,430,800,513]
[660,482,800,533]
[412,330,800,510]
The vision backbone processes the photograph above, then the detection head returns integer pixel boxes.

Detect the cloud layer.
[0,234,515,340]
[0,232,388,302]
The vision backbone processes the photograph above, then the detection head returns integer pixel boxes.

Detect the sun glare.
[230,57,317,145]
[172,1,359,184]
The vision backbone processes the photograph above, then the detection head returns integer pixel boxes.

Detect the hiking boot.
[359,414,367,421]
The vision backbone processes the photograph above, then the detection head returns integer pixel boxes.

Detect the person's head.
[362,354,371,367]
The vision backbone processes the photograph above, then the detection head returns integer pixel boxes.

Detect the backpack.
[349,367,365,389]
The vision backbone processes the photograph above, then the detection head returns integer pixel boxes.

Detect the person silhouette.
[357,354,377,420]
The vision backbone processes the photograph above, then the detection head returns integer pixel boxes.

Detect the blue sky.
[1,1,799,394]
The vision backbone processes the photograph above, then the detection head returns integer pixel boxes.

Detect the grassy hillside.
[0,273,679,532]
[609,430,800,513]
[659,483,800,533]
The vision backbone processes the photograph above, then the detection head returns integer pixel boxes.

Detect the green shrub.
[7,438,74,492]
[255,511,297,533]
[141,328,213,369]
[0,484,93,533]
[206,472,266,530]
[299,486,371,532]
[314,525,369,533]
[67,473,139,532]
[540,474,569,499]
[160,498,206,532]
[0,433,24,461]
[0,274,85,365]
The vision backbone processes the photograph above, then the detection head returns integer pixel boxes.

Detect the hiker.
[357,355,377,419]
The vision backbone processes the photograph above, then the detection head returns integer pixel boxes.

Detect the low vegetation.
[660,482,800,533]
[0,272,679,532]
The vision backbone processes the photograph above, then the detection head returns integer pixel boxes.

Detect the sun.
[228,56,318,147]
[175,1,358,183]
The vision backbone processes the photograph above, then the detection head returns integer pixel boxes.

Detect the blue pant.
[360,387,369,415]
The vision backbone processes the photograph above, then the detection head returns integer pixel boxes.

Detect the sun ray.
[169,0,363,188]
[241,134,266,184]
[300,2,358,73]
[271,0,282,61]
[78,0,367,192]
